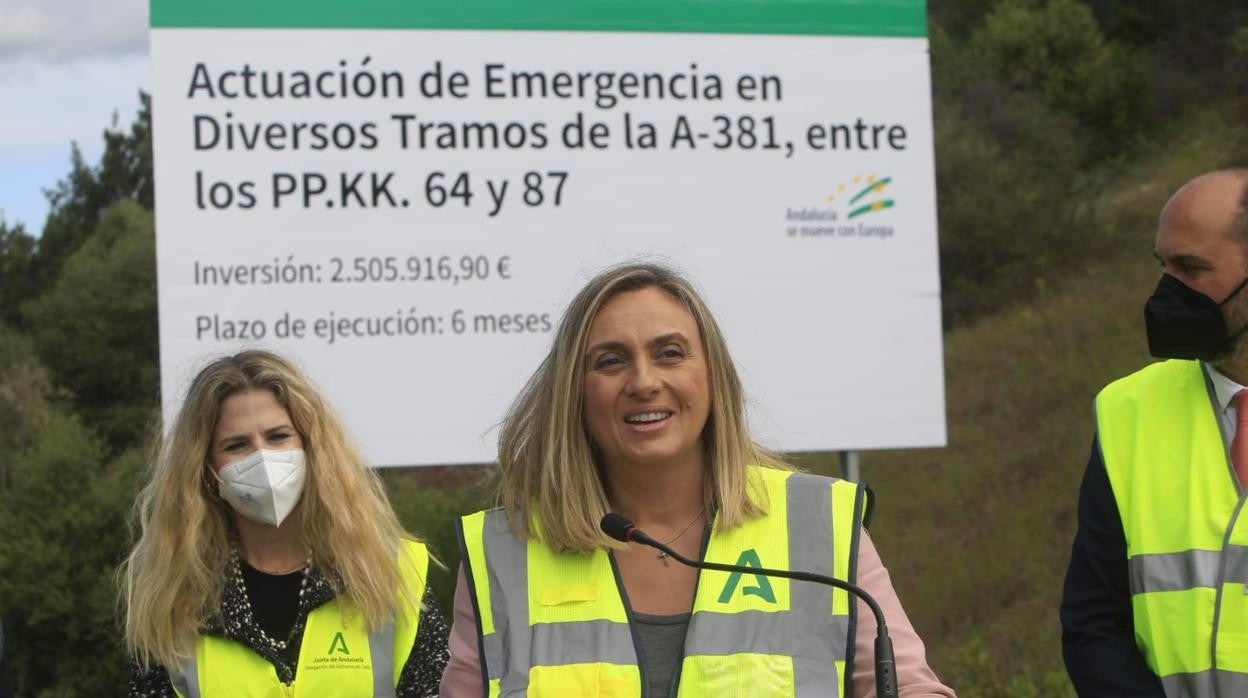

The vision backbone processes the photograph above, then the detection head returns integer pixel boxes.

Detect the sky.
[0,0,151,234]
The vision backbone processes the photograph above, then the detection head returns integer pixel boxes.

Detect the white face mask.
[215,449,306,527]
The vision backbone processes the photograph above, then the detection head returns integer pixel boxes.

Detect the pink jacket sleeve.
[853,531,956,697]
[439,535,956,698]
[439,565,484,698]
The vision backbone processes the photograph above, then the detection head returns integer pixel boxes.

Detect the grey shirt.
[633,611,691,698]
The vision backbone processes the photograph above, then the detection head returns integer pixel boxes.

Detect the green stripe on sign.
[149,0,927,38]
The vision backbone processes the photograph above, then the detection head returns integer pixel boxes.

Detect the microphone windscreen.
[600,513,635,542]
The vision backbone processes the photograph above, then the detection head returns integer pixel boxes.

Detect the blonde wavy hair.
[499,262,789,553]
[120,350,419,670]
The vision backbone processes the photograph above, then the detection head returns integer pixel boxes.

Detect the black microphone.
[601,512,898,698]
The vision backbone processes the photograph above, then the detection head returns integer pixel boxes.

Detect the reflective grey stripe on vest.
[681,472,852,696]
[685,610,850,659]
[168,622,397,697]
[789,472,847,694]
[169,661,201,698]
[370,621,397,698]
[1161,667,1248,697]
[531,617,637,666]
[1130,546,1248,594]
[480,509,532,690]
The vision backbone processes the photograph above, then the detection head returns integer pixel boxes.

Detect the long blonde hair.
[498,262,788,552]
[120,350,417,670]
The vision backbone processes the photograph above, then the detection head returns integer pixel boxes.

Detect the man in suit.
[1061,168,1248,696]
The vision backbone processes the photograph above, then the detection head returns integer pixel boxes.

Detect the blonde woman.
[441,263,955,697]
[122,350,448,696]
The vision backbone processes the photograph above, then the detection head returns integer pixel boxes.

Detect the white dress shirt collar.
[1206,362,1246,413]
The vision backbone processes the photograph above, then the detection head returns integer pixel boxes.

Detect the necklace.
[229,545,313,652]
[655,509,706,566]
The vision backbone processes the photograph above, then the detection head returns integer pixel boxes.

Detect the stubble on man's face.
[1211,256,1248,372]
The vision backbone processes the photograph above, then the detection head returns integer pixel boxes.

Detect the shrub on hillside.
[385,473,495,614]
[948,638,1074,698]
[969,0,1148,161]
[933,92,1094,325]
[0,412,140,696]
[25,201,158,454]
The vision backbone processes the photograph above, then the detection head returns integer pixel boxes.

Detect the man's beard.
[1211,298,1248,368]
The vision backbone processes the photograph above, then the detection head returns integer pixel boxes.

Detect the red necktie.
[1232,389,1248,487]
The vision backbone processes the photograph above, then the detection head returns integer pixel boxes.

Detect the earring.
[203,463,222,499]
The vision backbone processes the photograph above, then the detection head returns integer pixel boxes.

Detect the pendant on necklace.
[657,551,669,566]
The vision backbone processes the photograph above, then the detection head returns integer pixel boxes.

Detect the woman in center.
[441,263,954,697]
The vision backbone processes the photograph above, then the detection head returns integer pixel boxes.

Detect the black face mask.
[1144,273,1248,360]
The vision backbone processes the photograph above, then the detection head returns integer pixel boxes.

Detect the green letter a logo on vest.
[327,631,351,656]
[717,548,776,604]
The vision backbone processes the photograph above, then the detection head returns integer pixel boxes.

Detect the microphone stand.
[604,514,898,698]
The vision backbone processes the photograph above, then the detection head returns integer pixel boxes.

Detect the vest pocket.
[540,584,598,606]
[529,663,641,697]
[1216,587,1248,673]
[679,654,793,693]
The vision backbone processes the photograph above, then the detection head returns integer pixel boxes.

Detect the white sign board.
[150,1,945,465]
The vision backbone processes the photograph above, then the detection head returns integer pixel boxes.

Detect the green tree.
[933,93,1093,324]
[0,91,157,696]
[25,201,158,453]
[0,327,139,696]
[0,221,37,329]
[0,413,140,697]
[930,19,1111,325]
[35,92,152,292]
[969,0,1147,160]
[929,0,1004,38]
[1085,0,1247,77]
[385,471,495,613]
[0,328,53,488]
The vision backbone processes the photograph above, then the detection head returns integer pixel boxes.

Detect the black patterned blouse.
[127,562,449,697]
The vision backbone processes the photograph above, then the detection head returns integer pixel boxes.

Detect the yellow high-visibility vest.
[168,539,428,697]
[458,466,866,697]
[1097,359,1248,697]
